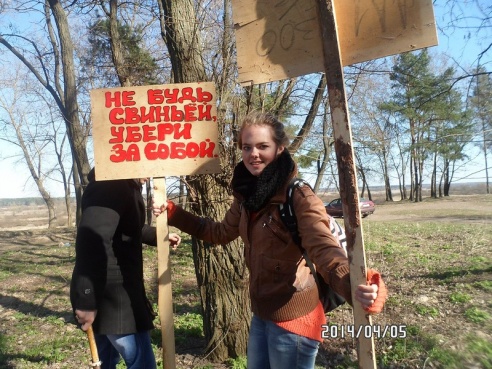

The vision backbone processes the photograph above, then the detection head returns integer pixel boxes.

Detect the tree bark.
[47,0,91,193]
[158,0,251,360]
[188,176,250,359]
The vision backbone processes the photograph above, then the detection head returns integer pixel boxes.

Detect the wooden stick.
[153,177,176,369]
[86,326,101,369]
[315,1,377,368]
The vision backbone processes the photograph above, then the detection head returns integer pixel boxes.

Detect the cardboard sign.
[232,0,438,85]
[90,82,220,180]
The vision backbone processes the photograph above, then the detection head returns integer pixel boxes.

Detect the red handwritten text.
[109,140,216,163]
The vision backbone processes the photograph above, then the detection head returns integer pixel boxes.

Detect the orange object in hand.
[364,269,387,314]
[166,200,177,219]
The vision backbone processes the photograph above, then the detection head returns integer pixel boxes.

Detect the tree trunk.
[418,159,424,202]
[409,149,417,201]
[72,159,83,225]
[159,0,251,360]
[398,175,404,201]
[47,0,91,190]
[53,129,72,226]
[64,184,73,227]
[443,159,451,196]
[61,164,72,226]
[483,121,490,194]
[314,107,332,192]
[108,0,131,87]
[412,152,420,202]
[188,176,251,359]
[179,178,186,206]
[431,151,437,198]
[47,0,89,223]
[395,136,407,200]
[382,148,393,201]
[367,185,372,201]
[289,74,327,153]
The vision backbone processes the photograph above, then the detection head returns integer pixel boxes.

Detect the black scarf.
[232,150,295,211]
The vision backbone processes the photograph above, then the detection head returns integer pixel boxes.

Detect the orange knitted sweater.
[275,301,326,342]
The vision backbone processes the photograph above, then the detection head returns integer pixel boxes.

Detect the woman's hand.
[354,269,387,313]
[75,309,97,331]
[153,200,175,218]
[152,203,165,217]
[169,233,181,250]
[355,284,378,310]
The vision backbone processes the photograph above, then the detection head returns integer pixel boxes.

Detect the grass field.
[0,194,491,368]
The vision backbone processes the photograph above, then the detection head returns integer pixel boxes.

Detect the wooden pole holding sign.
[316,1,376,367]
[153,177,176,369]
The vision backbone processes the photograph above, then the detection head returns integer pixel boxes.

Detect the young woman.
[155,112,386,369]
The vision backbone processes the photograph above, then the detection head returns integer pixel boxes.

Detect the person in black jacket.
[70,168,181,369]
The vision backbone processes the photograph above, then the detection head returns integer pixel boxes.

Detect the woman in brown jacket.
[156,111,386,369]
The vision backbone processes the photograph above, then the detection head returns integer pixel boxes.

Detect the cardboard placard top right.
[232,0,438,85]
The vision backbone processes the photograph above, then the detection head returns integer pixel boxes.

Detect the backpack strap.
[278,178,321,283]
[278,178,310,247]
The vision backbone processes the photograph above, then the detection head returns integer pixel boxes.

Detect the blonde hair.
[237,112,290,149]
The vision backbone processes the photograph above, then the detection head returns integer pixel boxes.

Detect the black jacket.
[70,169,157,334]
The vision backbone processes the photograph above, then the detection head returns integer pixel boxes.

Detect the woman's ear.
[277,145,285,155]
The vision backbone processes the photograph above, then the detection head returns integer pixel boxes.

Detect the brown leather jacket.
[169,180,351,321]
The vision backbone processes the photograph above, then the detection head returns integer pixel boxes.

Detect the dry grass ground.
[0,192,490,368]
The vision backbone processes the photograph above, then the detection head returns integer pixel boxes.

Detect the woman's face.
[241,125,284,176]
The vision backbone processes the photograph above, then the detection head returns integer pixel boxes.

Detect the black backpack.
[278,178,347,313]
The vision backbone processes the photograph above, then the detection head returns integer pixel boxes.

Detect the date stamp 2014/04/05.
[321,324,407,339]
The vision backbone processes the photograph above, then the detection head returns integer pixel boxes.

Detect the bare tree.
[0,70,58,227]
[313,102,334,193]
[289,74,327,154]
[49,116,73,226]
[348,71,396,201]
[0,1,92,222]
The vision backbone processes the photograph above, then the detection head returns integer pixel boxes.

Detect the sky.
[0,1,490,199]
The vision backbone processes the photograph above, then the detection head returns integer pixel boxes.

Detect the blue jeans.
[247,315,320,369]
[95,331,156,369]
